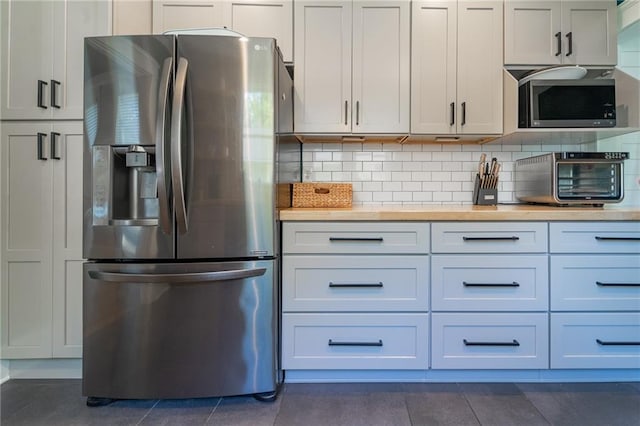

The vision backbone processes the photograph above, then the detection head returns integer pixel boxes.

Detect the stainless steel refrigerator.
[82,34,298,403]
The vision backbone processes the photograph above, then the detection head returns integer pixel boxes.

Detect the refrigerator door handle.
[88,267,267,283]
[171,57,189,234]
[156,57,173,235]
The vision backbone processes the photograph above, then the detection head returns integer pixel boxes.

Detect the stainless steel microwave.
[518,79,616,128]
[515,152,627,206]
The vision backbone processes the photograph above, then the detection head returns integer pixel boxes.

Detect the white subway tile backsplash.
[300,141,639,206]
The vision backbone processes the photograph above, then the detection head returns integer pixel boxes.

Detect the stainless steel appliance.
[82,34,299,404]
[514,152,628,206]
[518,79,616,128]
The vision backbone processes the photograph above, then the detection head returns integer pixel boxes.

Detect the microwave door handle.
[156,57,173,235]
[171,57,189,234]
[87,268,267,283]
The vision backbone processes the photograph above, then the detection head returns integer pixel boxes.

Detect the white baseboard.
[3,359,82,380]
[284,369,640,383]
[0,360,10,384]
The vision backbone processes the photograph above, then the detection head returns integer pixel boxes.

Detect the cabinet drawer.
[431,313,549,369]
[551,313,640,369]
[282,222,429,254]
[550,222,640,253]
[431,255,548,311]
[282,313,429,370]
[431,222,547,253]
[283,255,429,312]
[551,255,640,311]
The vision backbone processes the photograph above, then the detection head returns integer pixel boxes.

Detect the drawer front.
[431,313,549,369]
[282,222,430,254]
[551,255,640,311]
[550,222,640,253]
[431,255,549,311]
[431,222,548,254]
[551,313,640,369]
[283,255,429,312]
[282,313,429,370]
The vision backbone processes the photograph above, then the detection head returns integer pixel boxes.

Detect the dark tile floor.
[1,379,639,426]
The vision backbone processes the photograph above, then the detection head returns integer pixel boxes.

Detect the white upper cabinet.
[504,0,617,66]
[222,1,293,63]
[0,0,111,120]
[294,0,410,134]
[411,0,503,135]
[152,0,224,33]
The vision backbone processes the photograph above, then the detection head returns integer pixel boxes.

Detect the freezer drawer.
[83,260,277,399]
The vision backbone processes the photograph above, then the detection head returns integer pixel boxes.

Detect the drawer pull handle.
[596,339,640,346]
[329,282,384,288]
[463,339,520,347]
[595,236,640,241]
[463,281,520,287]
[462,236,519,241]
[329,237,384,242]
[328,339,383,347]
[596,281,640,287]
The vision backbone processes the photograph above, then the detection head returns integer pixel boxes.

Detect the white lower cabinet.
[282,313,429,370]
[431,313,549,369]
[281,222,429,372]
[550,222,640,369]
[551,313,640,369]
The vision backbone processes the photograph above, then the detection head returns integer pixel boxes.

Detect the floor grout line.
[135,399,160,426]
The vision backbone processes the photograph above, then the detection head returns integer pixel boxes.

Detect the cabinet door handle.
[461,101,466,126]
[50,80,61,108]
[463,281,520,287]
[463,339,520,347]
[596,339,640,346]
[462,236,519,241]
[555,31,562,56]
[565,32,573,57]
[344,100,348,125]
[356,101,360,126]
[50,132,61,160]
[450,102,455,126]
[37,132,48,160]
[329,237,384,242]
[595,236,640,241]
[329,282,383,288]
[596,281,640,287]
[328,339,383,347]
[37,80,48,109]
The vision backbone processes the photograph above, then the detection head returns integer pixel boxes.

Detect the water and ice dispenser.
[92,144,159,226]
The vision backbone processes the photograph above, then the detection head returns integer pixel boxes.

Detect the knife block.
[472,174,498,205]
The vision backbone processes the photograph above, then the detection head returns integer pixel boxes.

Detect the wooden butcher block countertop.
[279,205,640,221]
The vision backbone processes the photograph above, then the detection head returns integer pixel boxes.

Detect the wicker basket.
[292,183,352,208]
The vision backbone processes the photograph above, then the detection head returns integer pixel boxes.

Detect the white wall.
[302,141,602,205]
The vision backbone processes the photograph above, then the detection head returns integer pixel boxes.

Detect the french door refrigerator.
[82,34,297,403]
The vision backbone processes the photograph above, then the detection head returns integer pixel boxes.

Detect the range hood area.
[497,67,640,145]
[294,67,640,146]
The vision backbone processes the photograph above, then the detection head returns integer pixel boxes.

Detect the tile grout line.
[457,382,484,426]
[515,383,554,426]
[203,397,223,425]
[135,399,160,426]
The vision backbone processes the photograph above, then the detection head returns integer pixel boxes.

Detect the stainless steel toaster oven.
[514,152,628,206]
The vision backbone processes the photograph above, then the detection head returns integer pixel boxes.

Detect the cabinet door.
[294,1,351,133]
[1,122,54,358]
[352,0,409,133]
[411,0,457,134]
[51,0,112,120]
[51,122,84,358]
[457,1,503,134]
[562,1,617,66]
[504,0,562,65]
[113,0,153,35]
[0,0,54,120]
[152,0,224,34]
[222,0,293,63]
